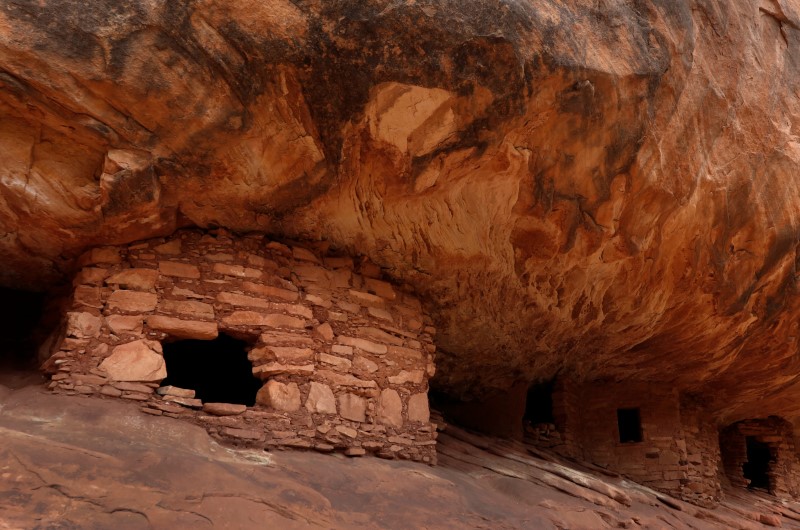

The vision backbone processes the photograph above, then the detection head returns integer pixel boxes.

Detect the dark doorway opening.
[617,408,642,443]
[524,379,554,425]
[743,437,772,491]
[160,334,261,406]
[0,288,46,368]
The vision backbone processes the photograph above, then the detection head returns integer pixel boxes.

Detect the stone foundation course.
[43,229,438,463]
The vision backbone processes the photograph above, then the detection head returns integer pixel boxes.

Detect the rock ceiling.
[1,0,800,423]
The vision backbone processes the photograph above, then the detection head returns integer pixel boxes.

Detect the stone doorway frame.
[719,417,797,497]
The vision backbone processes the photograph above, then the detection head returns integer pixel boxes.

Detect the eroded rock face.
[1,1,800,423]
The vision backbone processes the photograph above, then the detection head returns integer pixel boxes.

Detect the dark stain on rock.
[101,168,158,217]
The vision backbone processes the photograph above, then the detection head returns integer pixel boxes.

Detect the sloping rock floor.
[1,379,799,529]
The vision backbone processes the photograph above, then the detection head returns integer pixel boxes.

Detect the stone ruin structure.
[33,225,800,504]
[441,376,800,507]
[41,229,438,463]
[523,380,800,506]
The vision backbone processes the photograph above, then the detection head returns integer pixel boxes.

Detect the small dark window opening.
[160,334,261,406]
[617,408,642,443]
[524,379,555,425]
[743,436,772,491]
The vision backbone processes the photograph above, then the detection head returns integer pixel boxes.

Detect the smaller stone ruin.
[42,229,438,463]
[440,375,800,507]
[720,418,800,498]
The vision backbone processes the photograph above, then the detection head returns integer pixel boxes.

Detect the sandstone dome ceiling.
[1,0,800,422]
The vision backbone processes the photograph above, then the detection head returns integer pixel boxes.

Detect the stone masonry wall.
[679,399,723,506]
[524,378,581,459]
[720,417,800,499]
[42,229,438,463]
[577,382,690,497]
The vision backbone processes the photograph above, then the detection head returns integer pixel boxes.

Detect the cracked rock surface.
[1,1,800,419]
[2,384,798,529]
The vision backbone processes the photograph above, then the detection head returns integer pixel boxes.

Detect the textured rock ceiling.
[1,0,800,423]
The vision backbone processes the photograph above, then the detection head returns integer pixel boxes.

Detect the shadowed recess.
[0,288,46,368]
[160,333,261,406]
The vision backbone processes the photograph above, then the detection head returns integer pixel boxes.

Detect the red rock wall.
[43,229,438,463]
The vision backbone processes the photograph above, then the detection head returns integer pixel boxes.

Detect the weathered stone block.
[99,340,166,382]
[388,370,425,385]
[66,312,103,339]
[349,289,385,307]
[331,344,354,357]
[259,331,314,346]
[252,363,315,377]
[293,264,330,283]
[113,381,154,393]
[314,323,334,342]
[162,395,202,408]
[408,393,430,423]
[353,355,379,374]
[336,336,387,355]
[159,261,201,279]
[317,370,378,389]
[146,315,218,340]
[154,240,181,255]
[105,268,159,291]
[305,382,337,414]
[223,311,306,329]
[157,385,195,398]
[203,403,247,416]
[172,287,205,299]
[74,286,103,308]
[269,303,313,319]
[379,389,403,428]
[320,353,352,370]
[367,307,393,322]
[256,381,301,412]
[339,393,367,422]
[387,345,423,360]
[242,281,298,301]
[336,425,358,438]
[249,346,314,363]
[358,326,404,346]
[106,315,143,335]
[217,291,272,309]
[213,263,262,279]
[107,290,158,312]
[246,253,277,269]
[159,299,215,319]
[305,294,331,308]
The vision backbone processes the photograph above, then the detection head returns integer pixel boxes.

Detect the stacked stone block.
[679,400,723,506]
[720,417,800,499]
[577,382,690,496]
[43,229,438,463]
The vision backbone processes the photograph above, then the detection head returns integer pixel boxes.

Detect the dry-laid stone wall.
[42,229,438,463]
[577,382,690,497]
[720,417,800,499]
[678,400,723,506]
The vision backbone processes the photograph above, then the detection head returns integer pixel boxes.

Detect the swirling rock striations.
[1,0,799,424]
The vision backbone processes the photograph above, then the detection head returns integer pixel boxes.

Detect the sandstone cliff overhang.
[1,1,800,425]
